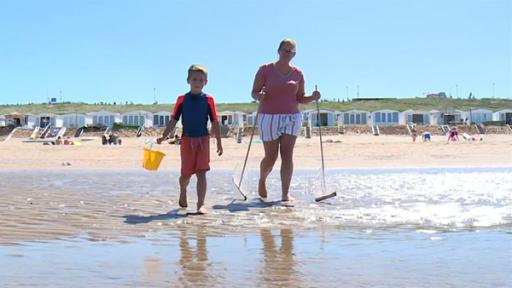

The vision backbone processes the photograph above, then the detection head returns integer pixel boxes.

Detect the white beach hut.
[439,110,467,125]
[494,109,512,124]
[303,109,339,127]
[371,110,400,126]
[122,110,154,128]
[87,111,122,127]
[217,111,245,127]
[426,110,443,125]
[153,111,171,127]
[61,113,93,128]
[402,110,431,125]
[247,112,258,127]
[467,108,493,124]
[4,112,29,127]
[342,110,370,125]
[0,115,6,127]
[32,113,64,128]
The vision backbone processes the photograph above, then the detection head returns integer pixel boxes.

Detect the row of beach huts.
[1,108,512,129]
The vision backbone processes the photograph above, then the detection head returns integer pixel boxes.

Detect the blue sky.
[0,0,510,104]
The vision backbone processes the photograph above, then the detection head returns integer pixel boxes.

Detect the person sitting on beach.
[462,132,481,141]
[422,131,431,142]
[169,134,181,145]
[156,64,223,215]
[55,136,63,145]
[62,137,75,145]
[447,127,459,142]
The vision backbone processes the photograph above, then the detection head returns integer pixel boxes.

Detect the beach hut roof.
[372,109,400,113]
[154,110,171,115]
[469,108,493,113]
[5,112,25,117]
[342,109,370,113]
[123,110,152,115]
[496,108,512,113]
[402,109,428,114]
[61,112,89,117]
[86,110,118,115]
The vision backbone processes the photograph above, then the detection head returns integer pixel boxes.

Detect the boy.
[157,64,223,215]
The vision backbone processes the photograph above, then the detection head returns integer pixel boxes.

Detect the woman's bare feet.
[197,205,208,215]
[258,179,268,199]
[281,194,295,202]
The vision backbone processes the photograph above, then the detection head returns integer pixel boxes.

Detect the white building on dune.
[342,110,370,125]
[494,109,512,124]
[122,110,154,128]
[371,110,400,126]
[302,109,340,127]
[217,111,246,127]
[61,113,93,128]
[153,111,171,127]
[468,108,493,124]
[87,111,122,127]
[29,113,64,128]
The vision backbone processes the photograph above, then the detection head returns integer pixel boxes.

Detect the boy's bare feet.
[179,190,188,208]
[258,179,268,199]
[197,205,208,215]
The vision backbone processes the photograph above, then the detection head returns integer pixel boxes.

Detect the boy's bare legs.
[279,134,297,201]
[196,171,207,214]
[259,139,279,199]
[179,175,191,208]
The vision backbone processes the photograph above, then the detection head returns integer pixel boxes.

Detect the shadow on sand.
[123,209,206,224]
[212,198,282,213]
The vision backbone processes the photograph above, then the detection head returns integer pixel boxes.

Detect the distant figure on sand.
[462,132,482,141]
[447,127,459,142]
[422,131,431,142]
[157,64,223,215]
[251,38,321,203]
[411,124,418,142]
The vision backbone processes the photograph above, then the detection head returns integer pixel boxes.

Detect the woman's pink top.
[254,63,305,114]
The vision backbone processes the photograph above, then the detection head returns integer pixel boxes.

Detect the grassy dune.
[1,98,511,115]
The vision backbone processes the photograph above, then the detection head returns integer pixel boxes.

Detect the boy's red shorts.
[180,136,210,177]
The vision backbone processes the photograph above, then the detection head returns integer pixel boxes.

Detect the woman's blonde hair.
[187,64,208,80]
[278,38,296,51]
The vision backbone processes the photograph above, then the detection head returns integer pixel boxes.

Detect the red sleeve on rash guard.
[172,95,185,121]
[207,95,218,122]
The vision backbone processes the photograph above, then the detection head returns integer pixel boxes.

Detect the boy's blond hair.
[188,64,208,80]
[278,38,296,51]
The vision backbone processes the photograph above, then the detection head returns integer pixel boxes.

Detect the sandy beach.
[1,134,511,170]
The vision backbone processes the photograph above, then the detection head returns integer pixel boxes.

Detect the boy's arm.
[211,121,223,156]
[157,118,177,144]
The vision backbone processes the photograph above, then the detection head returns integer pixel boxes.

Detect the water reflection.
[259,228,299,287]
[177,226,210,287]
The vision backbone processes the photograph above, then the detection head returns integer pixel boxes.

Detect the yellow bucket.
[143,147,166,171]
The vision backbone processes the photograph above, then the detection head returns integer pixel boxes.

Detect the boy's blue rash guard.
[172,92,218,137]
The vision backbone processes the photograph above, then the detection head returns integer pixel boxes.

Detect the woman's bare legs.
[258,139,279,198]
[279,134,297,201]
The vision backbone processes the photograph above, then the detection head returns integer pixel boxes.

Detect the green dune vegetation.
[1,97,511,115]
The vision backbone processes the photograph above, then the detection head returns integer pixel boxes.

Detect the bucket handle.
[144,138,157,150]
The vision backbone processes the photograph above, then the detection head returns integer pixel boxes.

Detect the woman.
[251,38,321,203]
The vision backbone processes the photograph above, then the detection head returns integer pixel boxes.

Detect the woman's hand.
[312,90,321,101]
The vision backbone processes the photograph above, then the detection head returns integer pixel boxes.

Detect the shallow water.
[0,168,511,287]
